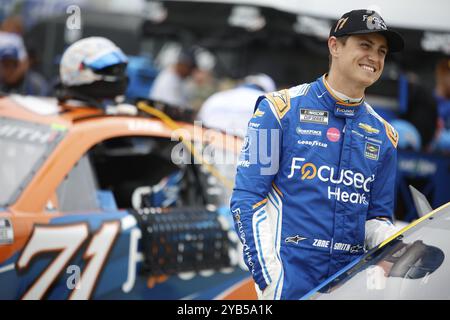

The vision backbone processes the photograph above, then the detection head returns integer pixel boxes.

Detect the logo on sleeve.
[241,135,251,152]
[252,108,265,118]
[383,121,399,148]
[365,142,380,160]
[300,109,329,125]
[265,89,291,119]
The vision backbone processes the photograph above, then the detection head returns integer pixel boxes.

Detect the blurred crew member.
[231,9,404,299]
[433,58,450,151]
[0,31,48,96]
[149,49,197,109]
[197,74,276,137]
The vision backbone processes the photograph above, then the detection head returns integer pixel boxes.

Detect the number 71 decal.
[16,221,120,300]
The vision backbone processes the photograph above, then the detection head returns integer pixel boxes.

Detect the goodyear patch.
[300,109,329,125]
[365,142,380,161]
[358,122,380,134]
[265,89,291,120]
[0,218,14,245]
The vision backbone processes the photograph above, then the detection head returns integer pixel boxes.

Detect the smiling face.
[329,33,388,94]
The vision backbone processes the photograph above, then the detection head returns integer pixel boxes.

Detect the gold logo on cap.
[334,17,349,32]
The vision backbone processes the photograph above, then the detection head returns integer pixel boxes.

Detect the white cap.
[0,31,27,61]
[244,73,276,92]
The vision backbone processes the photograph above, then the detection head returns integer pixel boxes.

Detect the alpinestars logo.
[285,235,307,244]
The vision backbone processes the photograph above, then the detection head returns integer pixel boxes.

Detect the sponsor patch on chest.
[365,142,380,161]
[300,109,329,125]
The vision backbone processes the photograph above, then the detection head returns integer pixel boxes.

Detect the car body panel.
[0,95,255,300]
[303,201,450,300]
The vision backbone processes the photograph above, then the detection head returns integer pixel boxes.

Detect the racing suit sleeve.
[365,218,402,249]
[230,98,282,291]
[366,143,399,249]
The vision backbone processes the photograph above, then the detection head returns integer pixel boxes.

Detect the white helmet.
[59,37,128,99]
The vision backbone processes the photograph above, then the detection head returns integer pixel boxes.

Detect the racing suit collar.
[317,74,365,119]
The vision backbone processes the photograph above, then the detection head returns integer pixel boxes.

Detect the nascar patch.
[265,89,291,120]
[365,142,380,161]
[300,109,329,125]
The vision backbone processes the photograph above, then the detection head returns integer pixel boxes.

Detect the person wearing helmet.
[0,31,48,96]
[197,73,276,137]
[231,9,404,300]
[58,36,129,106]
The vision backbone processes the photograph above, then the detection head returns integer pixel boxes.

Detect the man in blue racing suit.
[231,9,405,300]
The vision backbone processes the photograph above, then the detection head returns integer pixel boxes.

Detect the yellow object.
[265,89,291,120]
[379,201,450,248]
[252,198,268,210]
[137,101,234,191]
[358,122,380,134]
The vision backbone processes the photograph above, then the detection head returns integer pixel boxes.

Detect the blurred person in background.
[392,77,438,152]
[1,15,24,35]
[197,73,276,137]
[433,58,450,152]
[185,68,217,112]
[0,30,48,96]
[148,49,197,109]
[2,15,44,80]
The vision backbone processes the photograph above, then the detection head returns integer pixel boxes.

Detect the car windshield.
[0,117,66,207]
[305,203,450,300]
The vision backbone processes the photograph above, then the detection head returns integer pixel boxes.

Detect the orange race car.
[0,94,256,300]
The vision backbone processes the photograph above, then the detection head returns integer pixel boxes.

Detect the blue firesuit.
[230,75,399,299]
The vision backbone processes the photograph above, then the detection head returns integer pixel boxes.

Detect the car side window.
[56,154,100,212]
